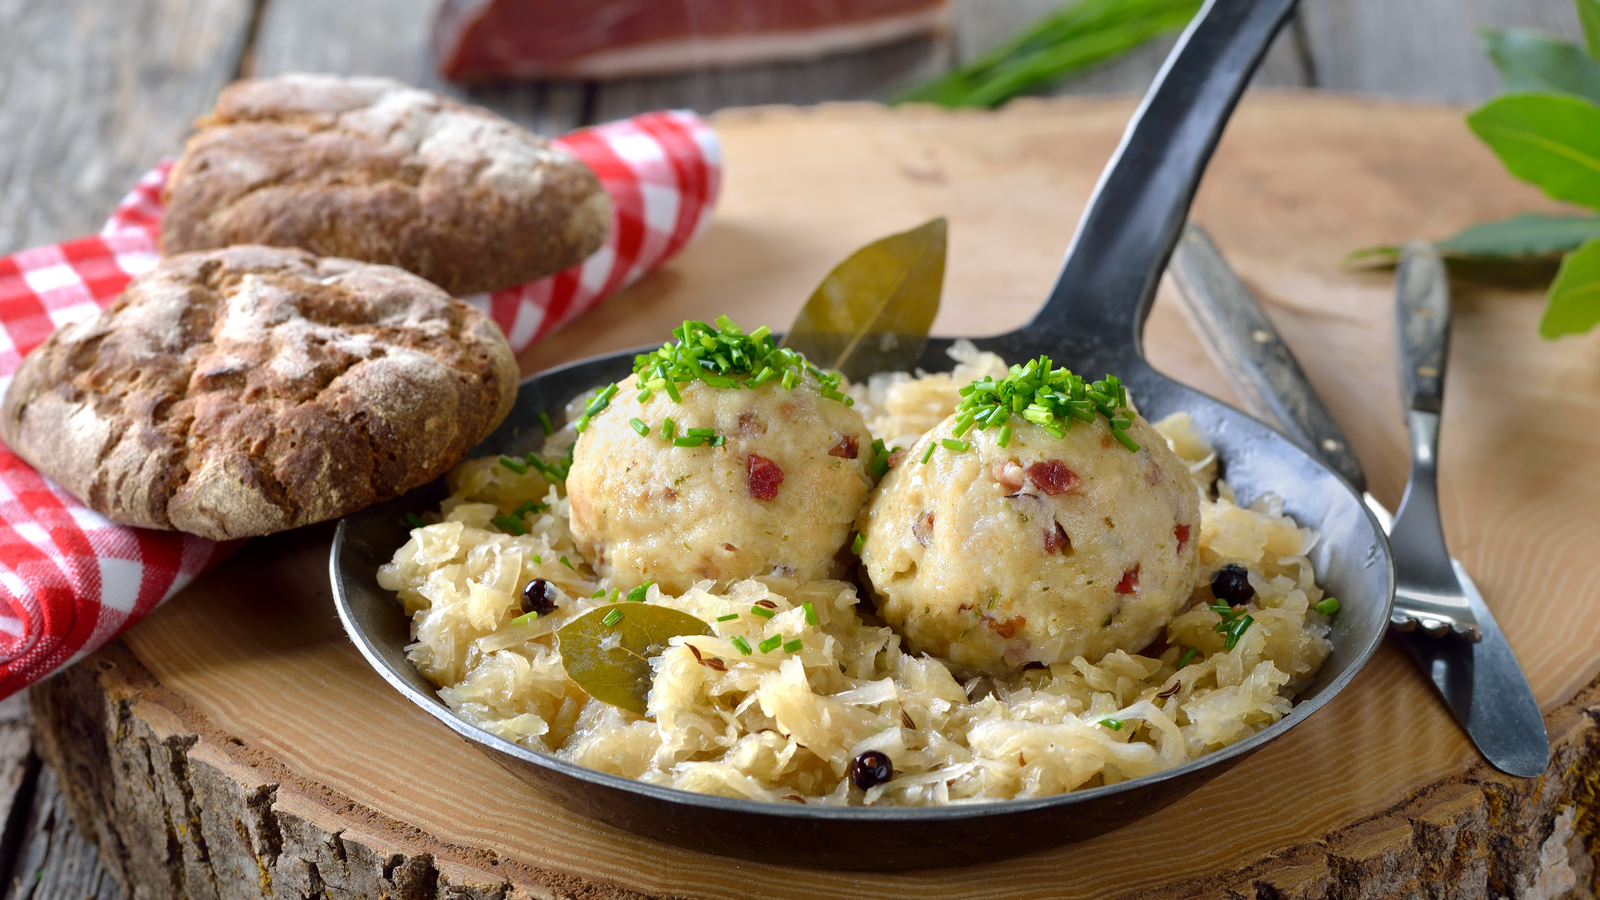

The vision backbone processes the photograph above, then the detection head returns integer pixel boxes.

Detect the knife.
[1169,224,1549,777]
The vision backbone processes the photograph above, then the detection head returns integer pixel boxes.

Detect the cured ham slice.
[435,0,947,81]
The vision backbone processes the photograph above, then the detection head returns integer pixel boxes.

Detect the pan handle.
[1021,0,1298,360]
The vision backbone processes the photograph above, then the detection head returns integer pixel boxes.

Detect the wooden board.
[26,94,1600,899]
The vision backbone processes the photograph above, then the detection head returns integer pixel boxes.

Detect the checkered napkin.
[0,110,722,698]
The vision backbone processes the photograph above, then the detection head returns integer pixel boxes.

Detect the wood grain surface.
[29,94,1600,900]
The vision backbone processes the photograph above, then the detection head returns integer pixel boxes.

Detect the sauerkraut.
[377,341,1334,805]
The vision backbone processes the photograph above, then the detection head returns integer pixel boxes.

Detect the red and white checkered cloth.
[0,110,721,698]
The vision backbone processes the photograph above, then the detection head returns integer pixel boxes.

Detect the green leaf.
[893,0,1201,108]
[1467,93,1600,210]
[1541,237,1600,336]
[1438,213,1600,257]
[781,217,945,382]
[557,603,712,716]
[1580,0,1600,60]
[1479,27,1600,105]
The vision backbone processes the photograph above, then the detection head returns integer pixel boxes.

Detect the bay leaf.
[1480,27,1600,106]
[1541,236,1600,337]
[557,603,713,716]
[781,217,946,383]
[1342,214,1600,267]
[1467,94,1600,211]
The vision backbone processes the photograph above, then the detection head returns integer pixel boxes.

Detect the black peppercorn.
[849,750,894,790]
[1210,564,1255,604]
[521,578,557,616]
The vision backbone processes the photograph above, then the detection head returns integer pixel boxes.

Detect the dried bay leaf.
[557,603,713,716]
[781,216,946,383]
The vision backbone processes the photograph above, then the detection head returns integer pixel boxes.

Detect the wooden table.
[1,1,1598,898]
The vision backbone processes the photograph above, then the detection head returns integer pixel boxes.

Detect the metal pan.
[331,0,1393,870]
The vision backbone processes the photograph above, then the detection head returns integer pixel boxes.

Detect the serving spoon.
[333,0,1394,870]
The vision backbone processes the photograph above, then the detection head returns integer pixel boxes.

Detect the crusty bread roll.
[161,74,610,296]
[0,246,520,540]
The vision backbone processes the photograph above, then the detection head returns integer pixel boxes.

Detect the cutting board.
[31,94,1600,900]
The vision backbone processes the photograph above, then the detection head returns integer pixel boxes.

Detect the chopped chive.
[703,374,736,389]
[491,515,527,535]
[941,438,970,452]
[538,412,555,436]
[629,417,650,436]
[662,418,676,441]
[1099,718,1124,731]
[512,500,544,517]
[783,638,804,653]
[997,425,1012,448]
[686,427,716,438]
[759,634,783,653]
[636,386,652,403]
[611,588,622,602]
[749,605,775,619]
[602,608,623,626]
[710,434,726,447]
[511,611,538,626]
[1112,430,1140,452]
[802,602,818,626]
[498,455,530,475]
[664,379,682,403]
[781,369,799,390]
[731,635,753,655]
[592,589,607,598]
[1314,596,1341,616]
[626,582,652,602]
[673,435,706,447]
[532,555,542,564]
[575,413,591,433]
[560,555,574,570]
[921,443,937,464]
[1177,647,1199,669]
[716,613,740,622]
[851,533,865,555]
[1222,614,1255,650]
[404,513,426,529]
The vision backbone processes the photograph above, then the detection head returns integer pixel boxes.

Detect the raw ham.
[435,0,948,81]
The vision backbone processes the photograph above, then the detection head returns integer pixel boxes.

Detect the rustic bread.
[161,74,610,297]
[0,246,520,541]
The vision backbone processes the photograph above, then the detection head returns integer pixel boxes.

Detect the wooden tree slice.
[31,95,1600,899]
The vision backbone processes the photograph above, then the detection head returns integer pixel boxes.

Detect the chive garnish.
[626,582,652,602]
[499,455,530,475]
[866,439,897,478]
[920,443,937,464]
[937,360,1141,463]
[1220,614,1255,650]
[602,608,623,626]
[539,412,555,436]
[783,638,804,653]
[629,417,650,436]
[662,418,676,441]
[710,434,726,447]
[731,635,753,655]
[759,634,783,653]
[511,611,538,626]
[560,555,574,570]
[512,500,545,518]
[592,589,606,598]
[1314,596,1341,616]
[801,602,818,626]
[404,513,426,529]
[1177,647,1199,669]
[1099,718,1125,731]
[716,613,739,622]
[749,605,775,619]
[575,413,591,433]
[851,533,865,555]
[686,427,716,438]
[673,435,705,447]
[491,515,527,535]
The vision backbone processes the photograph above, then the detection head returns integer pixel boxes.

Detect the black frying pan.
[331,0,1393,870]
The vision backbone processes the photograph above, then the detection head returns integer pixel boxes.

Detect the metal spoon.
[333,0,1395,869]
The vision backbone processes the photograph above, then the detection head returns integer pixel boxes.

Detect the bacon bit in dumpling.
[1146,460,1164,484]
[1174,523,1191,554]
[913,511,936,547]
[992,459,1025,491]
[1115,565,1141,595]
[738,411,767,435]
[985,614,1026,639]
[1044,521,1071,555]
[747,454,784,499]
[829,434,860,459]
[1027,460,1081,496]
